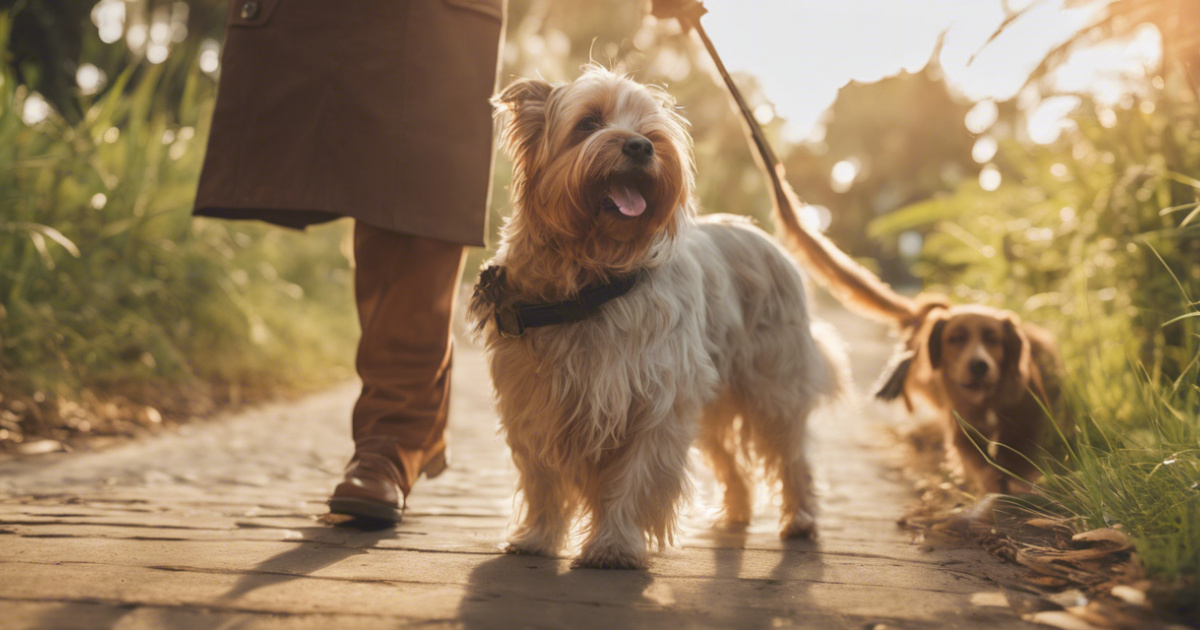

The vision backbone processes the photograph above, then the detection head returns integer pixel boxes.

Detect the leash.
[666,2,924,326]
[666,1,813,245]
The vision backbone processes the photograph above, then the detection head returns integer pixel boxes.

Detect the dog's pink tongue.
[608,185,646,217]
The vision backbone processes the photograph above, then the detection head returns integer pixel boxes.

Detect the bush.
[0,11,357,445]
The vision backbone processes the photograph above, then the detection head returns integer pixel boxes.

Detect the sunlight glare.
[199,40,221,74]
[830,159,860,193]
[127,23,147,51]
[964,100,998,134]
[1027,96,1081,144]
[701,0,1157,140]
[753,104,775,125]
[979,164,1001,191]
[76,64,106,96]
[1049,24,1162,106]
[971,136,998,164]
[799,204,833,232]
[898,231,923,259]
[147,43,169,65]
[149,20,172,46]
[171,2,190,43]
[91,0,125,44]
[21,92,50,126]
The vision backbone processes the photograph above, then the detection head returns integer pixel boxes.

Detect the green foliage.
[874,62,1200,586]
[784,69,978,283]
[0,11,356,422]
[1045,341,1200,583]
[3,0,228,123]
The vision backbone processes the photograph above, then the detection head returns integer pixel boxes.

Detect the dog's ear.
[875,349,913,402]
[492,78,553,164]
[911,295,950,329]
[999,312,1035,402]
[926,316,948,370]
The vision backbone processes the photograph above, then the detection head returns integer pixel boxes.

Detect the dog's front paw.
[503,535,558,557]
[570,546,646,570]
[503,542,541,556]
[717,514,751,533]
[780,510,817,540]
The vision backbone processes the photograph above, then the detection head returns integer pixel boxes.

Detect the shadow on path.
[220,522,398,602]
[458,553,659,630]
[691,531,831,629]
[456,532,834,630]
[29,601,134,630]
[27,522,398,630]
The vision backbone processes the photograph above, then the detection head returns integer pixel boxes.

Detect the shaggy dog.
[766,177,1065,494]
[468,67,845,570]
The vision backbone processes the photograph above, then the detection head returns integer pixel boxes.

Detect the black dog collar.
[474,265,643,338]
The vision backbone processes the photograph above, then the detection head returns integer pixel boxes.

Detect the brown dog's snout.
[968,359,989,378]
[622,136,654,162]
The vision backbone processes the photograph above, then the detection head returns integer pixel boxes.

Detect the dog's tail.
[810,320,852,404]
[770,166,917,326]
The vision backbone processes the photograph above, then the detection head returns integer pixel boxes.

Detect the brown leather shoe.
[327,447,448,524]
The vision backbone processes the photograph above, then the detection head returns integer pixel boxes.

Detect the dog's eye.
[948,333,968,345]
[575,115,601,134]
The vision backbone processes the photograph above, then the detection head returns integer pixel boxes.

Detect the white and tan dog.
[469,67,845,570]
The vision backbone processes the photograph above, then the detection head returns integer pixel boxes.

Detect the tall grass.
[873,70,1200,589]
[0,11,357,441]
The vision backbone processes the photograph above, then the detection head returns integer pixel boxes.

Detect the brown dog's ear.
[492,77,553,164]
[875,349,913,402]
[999,312,1033,402]
[927,317,948,369]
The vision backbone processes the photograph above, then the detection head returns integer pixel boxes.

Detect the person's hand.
[649,0,707,22]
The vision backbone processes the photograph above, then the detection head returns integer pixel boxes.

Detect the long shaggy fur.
[470,67,845,570]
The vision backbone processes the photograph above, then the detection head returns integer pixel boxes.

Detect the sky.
[698,0,1161,142]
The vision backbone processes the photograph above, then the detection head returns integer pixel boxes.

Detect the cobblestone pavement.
[0,307,1040,629]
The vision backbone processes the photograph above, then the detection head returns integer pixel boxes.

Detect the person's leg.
[329,221,465,522]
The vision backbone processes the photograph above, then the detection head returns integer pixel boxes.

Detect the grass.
[874,67,1200,600]
[1040,294,1200,592]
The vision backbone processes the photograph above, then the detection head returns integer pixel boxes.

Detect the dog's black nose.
[969,359,989,378]
[623,136,654,161]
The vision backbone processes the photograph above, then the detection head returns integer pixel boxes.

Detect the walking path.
[0,308,1039,629]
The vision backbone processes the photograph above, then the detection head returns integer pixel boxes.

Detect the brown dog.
[875,299,1064,493]
[768,186,1064,493]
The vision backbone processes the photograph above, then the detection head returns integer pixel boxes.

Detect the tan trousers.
[351,221,465,493]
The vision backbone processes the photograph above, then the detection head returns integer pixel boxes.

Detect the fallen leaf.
[16,439,63,455]
[1109,585,1146,606]
[970,591,1009,607]
[1024,610,1105,630]
[1026,517,1076,532]
[1072,529,1131,548]
[1046,589,1088,608]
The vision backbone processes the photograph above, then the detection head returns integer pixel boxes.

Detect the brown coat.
[194,0,505,247]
